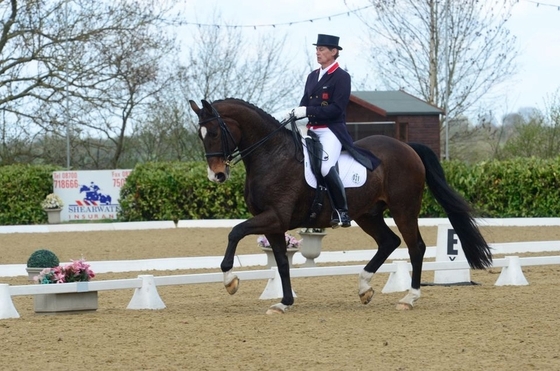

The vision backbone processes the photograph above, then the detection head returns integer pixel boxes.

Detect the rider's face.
[316,46,336,68]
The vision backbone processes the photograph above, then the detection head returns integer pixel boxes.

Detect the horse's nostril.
[216,173,226,183]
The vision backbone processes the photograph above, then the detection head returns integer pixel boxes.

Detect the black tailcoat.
[299,64,380,171]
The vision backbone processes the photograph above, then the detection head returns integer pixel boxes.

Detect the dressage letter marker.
[433,224,471,284]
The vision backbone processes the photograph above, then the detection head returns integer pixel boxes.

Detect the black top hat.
[313,34,343,50]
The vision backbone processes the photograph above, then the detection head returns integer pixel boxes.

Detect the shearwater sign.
[52,170,131,222]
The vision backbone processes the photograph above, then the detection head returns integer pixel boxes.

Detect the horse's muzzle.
[207,166,230,183]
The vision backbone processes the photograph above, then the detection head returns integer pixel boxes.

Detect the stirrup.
[331,210,351,228]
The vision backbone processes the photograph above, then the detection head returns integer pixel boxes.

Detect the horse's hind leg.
[355,211,401,305]
[391,211,426,310]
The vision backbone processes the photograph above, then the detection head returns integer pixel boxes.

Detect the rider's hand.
[291,106,307,120]
[280,110,293,122]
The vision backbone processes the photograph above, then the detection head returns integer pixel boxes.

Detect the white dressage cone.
[127,275,166,310]
[0,284,20,319]
[495,256,529,286]
[382,261,411,293]
[259,267,296,300]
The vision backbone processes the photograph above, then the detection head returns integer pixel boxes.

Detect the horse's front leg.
[265,233,293,315]
[219,217,285,298]
[220,223,247,295]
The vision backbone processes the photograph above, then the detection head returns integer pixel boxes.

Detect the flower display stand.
[25,267,44,281]
[261,247,298,268]
[44,208,62,224]
[298,231,327,267]
[34,291,98,314]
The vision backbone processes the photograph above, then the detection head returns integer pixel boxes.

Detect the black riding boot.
[323,167,351,228]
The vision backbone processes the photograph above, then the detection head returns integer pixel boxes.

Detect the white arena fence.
[1,218,560,319]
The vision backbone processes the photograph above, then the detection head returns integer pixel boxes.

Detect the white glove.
[291,106,307,120]
[281,110,293,122]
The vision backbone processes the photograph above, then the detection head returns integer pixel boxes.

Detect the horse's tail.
[407,142,492,269]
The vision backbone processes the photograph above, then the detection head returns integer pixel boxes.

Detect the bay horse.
[189,98,492,314]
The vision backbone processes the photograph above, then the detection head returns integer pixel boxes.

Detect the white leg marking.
[358,269,374,295]
[398,288,421,307]
[223,270,237,286]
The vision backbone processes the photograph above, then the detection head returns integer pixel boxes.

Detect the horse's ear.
[201,99,213,113]
[189,100,201,115]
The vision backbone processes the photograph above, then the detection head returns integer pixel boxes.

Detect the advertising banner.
[52,170,131,222]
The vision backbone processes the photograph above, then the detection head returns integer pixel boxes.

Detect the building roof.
[351,90,444,116]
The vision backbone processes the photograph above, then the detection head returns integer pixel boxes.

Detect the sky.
[180,0,560,119]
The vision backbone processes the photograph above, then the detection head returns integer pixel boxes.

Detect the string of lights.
[182,4,374,29]
[522,0,560,9]
[182,0,557,31]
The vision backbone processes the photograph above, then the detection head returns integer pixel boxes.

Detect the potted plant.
[33,259,98,314]
[298,228,327,267]
[34,259,95,284]
[26,249,60,281]
[257,233,301,268]
[41,193,64,224]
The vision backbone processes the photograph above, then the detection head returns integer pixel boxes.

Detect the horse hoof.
[396,302,413,310]
[359,288,374,304]
[225,277,239,295]
[266,303,288,314]
[266,307,285,315]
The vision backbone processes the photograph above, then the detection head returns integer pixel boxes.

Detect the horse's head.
[189,99,240,183]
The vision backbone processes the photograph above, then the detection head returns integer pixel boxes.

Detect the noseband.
[198,104,301,166]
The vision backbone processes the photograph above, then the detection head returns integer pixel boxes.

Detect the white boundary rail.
[2,254,560,319]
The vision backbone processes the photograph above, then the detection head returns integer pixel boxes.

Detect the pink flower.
[257,233,301,249]
[35,259,95,284]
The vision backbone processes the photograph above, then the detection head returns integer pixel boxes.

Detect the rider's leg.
[323,166,351,228]
[313,128,351,228]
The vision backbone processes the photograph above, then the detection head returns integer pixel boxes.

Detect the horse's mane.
[212,98,282,127]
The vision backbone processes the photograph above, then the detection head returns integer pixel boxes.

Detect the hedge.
[0,164,61,225]
[118,162,250,221]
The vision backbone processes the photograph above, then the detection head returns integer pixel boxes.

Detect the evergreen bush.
[26,249,60,268]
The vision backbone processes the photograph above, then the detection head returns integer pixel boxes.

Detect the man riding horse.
[285,34,379,228]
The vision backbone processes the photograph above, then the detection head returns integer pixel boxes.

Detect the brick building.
[347,90,443,157]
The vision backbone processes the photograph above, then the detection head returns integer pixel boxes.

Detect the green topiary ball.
[26,249,60,268]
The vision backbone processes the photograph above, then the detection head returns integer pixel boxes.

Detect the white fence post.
[0,284,19,319]
[495,256,529,286]
[127,275,166,310]
[259,267,297,300]
[382,261,411,293]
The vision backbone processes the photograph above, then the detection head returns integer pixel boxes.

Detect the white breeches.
[310,127,342,177]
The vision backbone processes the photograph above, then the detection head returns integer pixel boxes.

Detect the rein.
[200,106,302,166]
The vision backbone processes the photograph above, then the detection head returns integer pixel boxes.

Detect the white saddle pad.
[303,138,367,188]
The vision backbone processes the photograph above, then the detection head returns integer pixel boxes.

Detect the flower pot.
[34,291,98,314]
[26,267,45,282]
[261,247,298,268]
[44,208,62,224]
[298,231,327,267]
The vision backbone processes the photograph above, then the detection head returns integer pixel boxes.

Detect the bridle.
[198,104,237,163]
[198,104,302,166]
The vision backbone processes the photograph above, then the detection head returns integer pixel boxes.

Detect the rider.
[287,34,354,228]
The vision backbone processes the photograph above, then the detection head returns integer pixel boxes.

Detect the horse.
[189,98,492,314]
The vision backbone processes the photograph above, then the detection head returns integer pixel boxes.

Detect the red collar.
[327,62,339,74]
[315,62,340,75]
